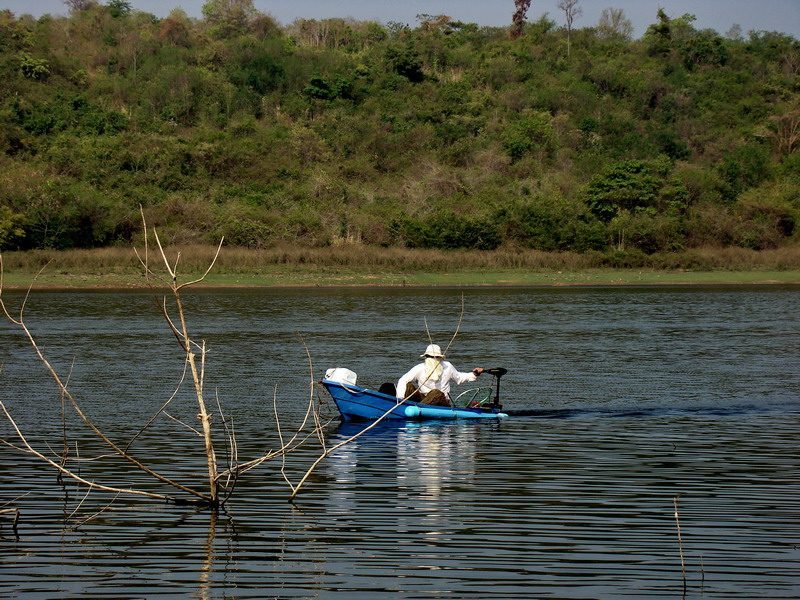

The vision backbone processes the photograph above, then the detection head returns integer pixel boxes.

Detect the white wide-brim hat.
[421,344,444,358]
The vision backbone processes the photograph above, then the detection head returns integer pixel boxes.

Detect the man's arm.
[448,363,483,385]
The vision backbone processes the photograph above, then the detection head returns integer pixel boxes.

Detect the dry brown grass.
[648,246,800,270]
[3,244,800,276]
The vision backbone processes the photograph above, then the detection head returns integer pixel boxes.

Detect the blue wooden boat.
[321,368,509,421]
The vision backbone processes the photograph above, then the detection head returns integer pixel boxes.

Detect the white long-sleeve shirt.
[396,361,477,400]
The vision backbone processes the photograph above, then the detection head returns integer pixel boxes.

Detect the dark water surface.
[1,287,798,598]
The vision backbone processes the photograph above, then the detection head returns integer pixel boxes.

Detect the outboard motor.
[465,367,507,410]
[485,367,507,410]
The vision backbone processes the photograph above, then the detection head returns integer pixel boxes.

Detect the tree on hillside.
[290,18,357,49]
[510,0,532,39]
[384,43,424,82]
[557,0,582,57]
[645,8,672,56]
[202,0,257,38]
[159,8,193,46]
[64,0,98,11]
[107,0,131,18]
[417,14,457,35]
[585,160,685,223]
[597,8,633,41]
[771,104,800,156]
[726,23,743,41]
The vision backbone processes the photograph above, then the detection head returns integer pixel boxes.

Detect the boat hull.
[321,379,508,421]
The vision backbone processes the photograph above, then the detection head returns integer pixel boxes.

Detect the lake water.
[1,286,799,598]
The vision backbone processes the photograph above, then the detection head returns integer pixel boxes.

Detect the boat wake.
[504,403,799,419]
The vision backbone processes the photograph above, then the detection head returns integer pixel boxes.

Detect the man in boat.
[396,344,484,407]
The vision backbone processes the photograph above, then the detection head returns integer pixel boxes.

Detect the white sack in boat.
[325,367,358,385]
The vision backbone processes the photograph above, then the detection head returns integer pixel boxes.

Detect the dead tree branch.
[0,209,232,509]
[0,507,20,535]
[70,493,121,530]
[146,225,222,505]
[0,397,192,504]
[124,358,190,453]
[0,255,210,503]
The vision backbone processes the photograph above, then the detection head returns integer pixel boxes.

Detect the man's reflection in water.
[327,423,478,512]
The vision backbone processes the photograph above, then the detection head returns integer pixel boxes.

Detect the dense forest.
[1,0,799,262]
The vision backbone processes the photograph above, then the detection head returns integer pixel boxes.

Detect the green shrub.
[18,52,50,80]
[0,204,26,250]
[502,196,606,251]
[680,30,728,69]
[652,128,691,160]
[384,43,424,82]
[585,159,666,221]
[683,202,737,247]
[732,183,799,249]
[303,74,353,100]
[501,110,556,162]
[11,95,127,136]
[673,163,725,205]
[228,44,286,95]
[214,212,272,247]
[608,210,684,254]
[394,213,501,250]
[777,153,800,183]
[284,207,326,246]
[718,143,771,201]
[18,181,134,249]
[601,248,650,268]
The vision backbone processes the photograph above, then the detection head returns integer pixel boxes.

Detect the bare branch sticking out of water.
[66,486,93,521]
[215,389,239,506]
[0,491,32,509]
[216,334,329,484]
[0,212,236,509]
[70,493,121,530]
[298,333,326,453]
[700,554,705,588]
[163,412,203,437]
[0,253,212,504]
[0,396,183,504]
[674,496,687,593]
[274,385,294,494]
[147,220,222,504]
[0,507,20,535]
[125,358,190,453]
[58,358,76,484]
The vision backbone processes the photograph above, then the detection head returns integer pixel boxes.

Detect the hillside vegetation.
[1,2,799,266]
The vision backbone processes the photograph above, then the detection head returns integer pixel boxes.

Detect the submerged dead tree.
[0,212,330,512]
[0,214,470,516]
[136,218,223,504]
[0,220,226,506]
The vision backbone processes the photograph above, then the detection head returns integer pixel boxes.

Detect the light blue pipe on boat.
[404,405,421,418]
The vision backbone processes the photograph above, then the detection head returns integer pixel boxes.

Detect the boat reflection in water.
[327,420,487,514]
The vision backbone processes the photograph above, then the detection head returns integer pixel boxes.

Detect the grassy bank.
[2,245,800,288]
